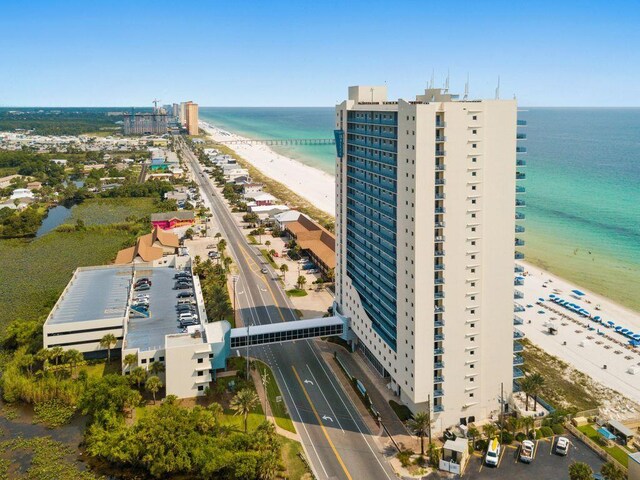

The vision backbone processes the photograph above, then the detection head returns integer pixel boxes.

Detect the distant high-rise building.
[186,102,199,135]
[179,102,188,126]
[334,85,526,430]
[123,112,168,135]
[172,103,180,118]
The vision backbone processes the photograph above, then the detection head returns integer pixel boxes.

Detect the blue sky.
[1,0,639,107]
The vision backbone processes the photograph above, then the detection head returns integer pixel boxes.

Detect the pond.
[35,204,73,237]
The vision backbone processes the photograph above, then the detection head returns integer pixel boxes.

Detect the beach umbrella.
[625,331,634,337]
[607,321,615,326]
[549,294,556,298]
[633,334,640,340]
[615,326,623,332]
[593,316,601,321]
[621,328,629,335]
[572,289,585,296]
[538,297,545,302]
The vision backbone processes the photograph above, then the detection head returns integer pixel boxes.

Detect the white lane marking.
[307,364,344,433]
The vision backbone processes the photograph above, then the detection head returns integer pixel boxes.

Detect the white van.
[179,312,198,322]
[485,438,501,466]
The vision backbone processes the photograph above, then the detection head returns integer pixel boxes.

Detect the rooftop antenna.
[463,73,469,100]
[495,76,501,100]
[444,70,450,93]
[152,98,161,112]
[429,69,435,89]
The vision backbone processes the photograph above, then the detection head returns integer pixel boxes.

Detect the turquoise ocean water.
[200,107,640,311]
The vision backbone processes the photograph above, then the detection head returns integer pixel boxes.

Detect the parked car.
[174,283,191,290]
[485,438,500,467]
[177,291,194,298]
[177,298,195,305]
[135,284,150,292]
[519,440,534,463]
[179,320,198,328]
[261,267,268,274]
[555,437,569,456]
[174,272,190,279]
[177,305,197,313]
[135,277,151,286]
[208,251,220,258]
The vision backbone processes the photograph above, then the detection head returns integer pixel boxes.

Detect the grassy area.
[66,197,158,225]
[207,143,335,229]
[260,248,278,268]
[520,339,600,412]
[286,288,308,297]
[0,227,136,331]
[82,361,121,379]
[280,436,312,480]
[256,361,296,433]
[577,424,630,467]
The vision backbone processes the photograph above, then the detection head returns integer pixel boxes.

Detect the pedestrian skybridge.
[230,316,345,349]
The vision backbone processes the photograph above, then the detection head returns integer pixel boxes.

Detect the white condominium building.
[334,85,526,429]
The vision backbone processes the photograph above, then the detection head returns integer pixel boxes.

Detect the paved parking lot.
[462,434,604,479]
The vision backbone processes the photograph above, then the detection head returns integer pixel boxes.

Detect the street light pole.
[261,370,269,417]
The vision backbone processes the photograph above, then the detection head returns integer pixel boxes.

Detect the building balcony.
[435,163,446,171]
[514,303,525,312]
[513,355,524,366]
[513,367,525,379]
[516,172,526,180]
[435,221,446,228]
[517,159,527,166]
[434,264,445,271]
[434,250,445,257]
[434,375,445,383]
[434,306,445,313]
[435,193,445,200]
[436,121,446,128]
[435,150,446,157]
[516,147,527,153]
[514,290,524,299]
[516,199,526,207]
[435,207,446,214]
[514,277,524,286]
[514,329,525,339]
[434,389,445,398]
[517,120,527,126]
[434,334,445,342]
[513,341,524,352]
[433,404,445,413]
[515,251,525,260]
[514,315,524,325]
[434,361,445,369]
[435,136,446,142]
[435,178,446,185]
[434,347,444,355]
[434,278,445,285]
[517,133,527,139]
[516,185,526,193]
[515,238,525,247]
[515,264,525,273]
[516,212,525,220]
[434,292,445,299]
[515,225,525,233]
[434,235,445,242]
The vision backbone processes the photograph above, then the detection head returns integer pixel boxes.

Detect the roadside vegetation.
[0,107,124,135]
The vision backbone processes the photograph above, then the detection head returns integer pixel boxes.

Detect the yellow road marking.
[533,439,539,459]
[292,366,352,480]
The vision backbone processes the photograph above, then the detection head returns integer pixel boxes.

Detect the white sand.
[199,121,640,408]
[200,123,335,216]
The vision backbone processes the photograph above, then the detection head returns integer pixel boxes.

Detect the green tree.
[256,227,265,244]
[467,426,480,449]
[427,442,441,468]
[507,416,522,436]
[482,423,498,441]
[149,361,165,376]
[146,375,163,403]
[50,346,65,366]
[521,416,534,437]
[279,263,288,280]
[230,388,259,433]
[124,353,138,371]
[207,402,223,422]
[528,373,545,411]
[297,275,307,290]
[64,349,84,376]
[129,366,147,389]
[223,256,232,272]
[100,334,117,364]
[407,411,431,455]
[568,461,593,480]
[217,238,227,257]
[264,240,271,248]
[600,461,626,480]
[185,228,194,240]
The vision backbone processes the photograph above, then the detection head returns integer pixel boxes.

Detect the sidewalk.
[316,340,419,453]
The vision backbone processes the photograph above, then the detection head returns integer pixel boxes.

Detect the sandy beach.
[200,123,336,216]
[199,121,640,409]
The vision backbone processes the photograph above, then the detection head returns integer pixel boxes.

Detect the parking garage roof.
[47,266,133,325]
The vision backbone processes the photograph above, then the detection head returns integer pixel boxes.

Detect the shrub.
[475,439,488,452]
[396,449,414,468]
[515,432,526,442]
[501,431,514,444]
[540,426,554,438]
[596,435,610,447]
[535,429,543,439]
[551,423,565,435]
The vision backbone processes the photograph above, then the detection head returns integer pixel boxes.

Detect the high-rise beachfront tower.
[334,85,527,430]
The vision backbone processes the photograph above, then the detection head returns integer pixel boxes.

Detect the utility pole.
[500,382,504,444]
[232,275,239,326]
[246,324,250,381]
[261,370,269,417]
[428,394,432,446]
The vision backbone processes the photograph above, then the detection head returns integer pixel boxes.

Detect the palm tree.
[223,256,232,272]
[217,238,227,257]
[230,388,259,433]
[123,353,138,371]
[130,366,147,389]
[407,412,431,455]
[482,423,498,441]
[214,232,221,239]
[149,361,165,376]
[297,275,307,290]
[207,402,223,422]
[600,461,626,480]
[568,461,593,480]
[64,349,84,376]
[528,373,545,411]
[50,346,64,366]
[100,333,117,364]
[265,240,271,248]
[520,375,533,411]
[521,416,534,438]
[467,426,480,450]
[145,375,163,403]
[280,264,288,281]
[256,227,265,244]
[507,416,522,436]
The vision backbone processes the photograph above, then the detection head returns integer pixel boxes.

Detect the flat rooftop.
[125,266,197,352]
[47,266,133,325]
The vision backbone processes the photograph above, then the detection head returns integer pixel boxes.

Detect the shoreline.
[198,122,638,314]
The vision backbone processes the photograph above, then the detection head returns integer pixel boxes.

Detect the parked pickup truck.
[519,440,535,463]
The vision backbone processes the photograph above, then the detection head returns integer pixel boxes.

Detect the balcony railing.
[514,329,525,339]
[434,306,445,313]
[517,159,527,166]
[434,347,444,355]
[515,265,525,273]
[517,133,527,139]
[434,361,445,369]
[514,277,524,286]
[434,250,445,257]
[515,251,525,260]
[513,341,524,352]
[516,185,526,193]
[516,212,525,220]
[514,303,525,312]
[434,292,445,299]
[434,264,445,271]
[516,173,526,180]
[435,193,445,200]
[434,389,445,398]
[434,235,445,242]
[516,199,526,207]
[434,375,444,383]
[516,147,527,153]
[515,225,525,233]
[514,290,524,299]
[433,404,444,413]
[515,239,525,246]
[517,120,527,126]
[435,164,446,171]
[435,221,446,228]
[434,278,445,285]
[435,178,446,185]
[514,315,524,325]
[434,334,445,342]
[513,367,525,379]
[436,121,446,128]
[435,207,446,214]
[435,136,446,142]
[435,150,446,157]
[513,355,524,366]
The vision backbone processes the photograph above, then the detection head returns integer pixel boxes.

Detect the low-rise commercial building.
[151,211,196,230]
[284,214,336,275]
[114,227,180,264]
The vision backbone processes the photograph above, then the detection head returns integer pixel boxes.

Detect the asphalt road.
[178,137,396,480]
